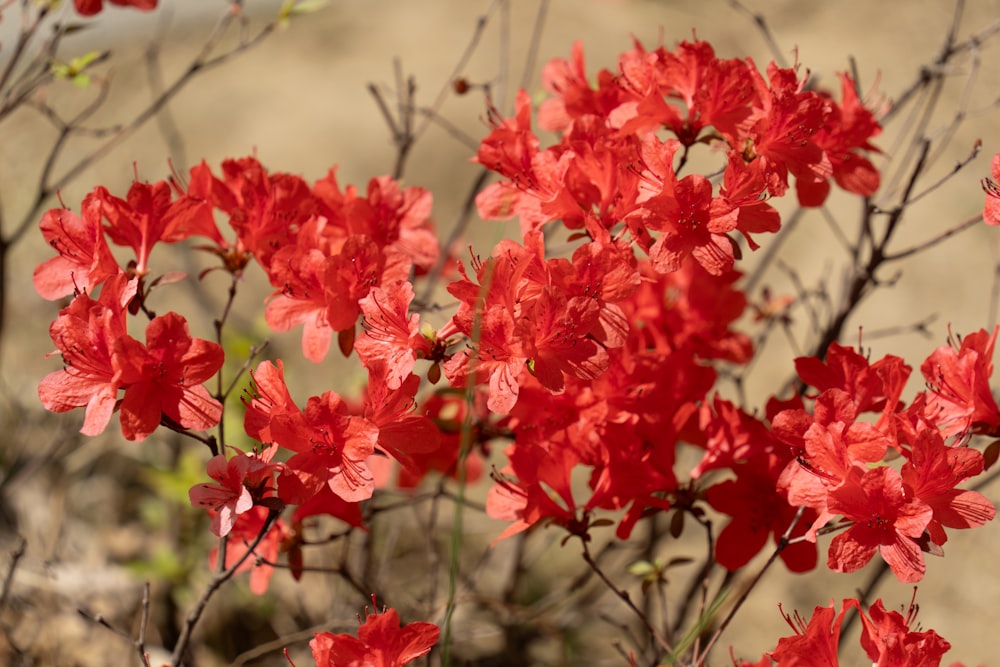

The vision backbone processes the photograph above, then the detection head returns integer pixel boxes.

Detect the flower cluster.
[742,593,954,666]
[773,340,997,582]
[33,34,999,665]
[478,39,880,276]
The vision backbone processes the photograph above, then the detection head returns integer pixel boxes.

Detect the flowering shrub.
[3,1,1000,666]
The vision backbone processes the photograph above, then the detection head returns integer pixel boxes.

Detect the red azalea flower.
[857,598,951,667]
[309,599,440,667]
[768,599,857,665]
[810,72,882,201]
[218,157,318,274]
[355,280,432,389]
[97,180,176,276]
[189,453,254,537]
[278,393,378,506]
[773,388,892,518]
[634,137,740,275]
[825,466,933,583]
[243,360,299,446]
[920,326,1000,438]
[739,60,833,206]
[442,304,525,414]
[113,312,224,441]
[794,342,911,416]
[343,176,439,274]
[900,428,995,545]
[264,238,334,363]
[486,441,585,543]
[361,366,441,473]
[189,446,280,537]
[33,195,120,301]
[73,0,157,17]
[38,274,137,435]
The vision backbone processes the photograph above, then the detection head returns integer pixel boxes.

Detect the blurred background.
[2,0,1000,664]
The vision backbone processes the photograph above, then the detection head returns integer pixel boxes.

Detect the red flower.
[633,137,740,275]
[264,228,411,363]
[900,428,995,546]
[243,360,299,446]
[38,277,133,436]
[537,40,624,132]
[113,312,224,441]
[920,326,1000,438]
[219,157,319,274]
[857,598,951,666]
[486,440,587,543]
[794,342,911,417]
[244,361,377,505]
[264,230,334,363]
[706,446,818,573]
[342,176,439,274]
[739,61,833,206]
[768,599,856,665]
[73,0,156,17]
[361,366,441,473]
[355,280,432,389]
[773,388,892,528]
[825,466,933,583]
[97,180,178,276]
[442,303,525,415]
[189,446,280,537]
[309,599,440,667]
[810,72,882,201]
[766,596,953,666]
[614,39,755,146]
[33,195,120,301]
[189,453,255,537]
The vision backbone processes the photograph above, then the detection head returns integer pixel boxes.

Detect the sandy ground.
[2,0,1000,664]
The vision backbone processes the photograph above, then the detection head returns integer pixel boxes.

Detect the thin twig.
[417,167,491,307]
[580,537,673,655]
[726,0,788,69]
[698,506,806,659]
[881,212,982,261]
[170,510,280,666]
[0,537,26,610]
[518,0,550,92]
[411,0,503,143]
[744,207,805,295]
[8,6,276,248]
[230,619,348,667]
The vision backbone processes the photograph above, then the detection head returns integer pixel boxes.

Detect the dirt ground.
[2,0,1000,665]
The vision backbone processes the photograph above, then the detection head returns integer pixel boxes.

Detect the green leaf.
[278,0,329,27]
[51,50,102,88]
[628,560,657,577]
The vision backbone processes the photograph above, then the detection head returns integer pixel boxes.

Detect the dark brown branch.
[698,506,805,660]
[580,537,673,655]
[0,537,26,611]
